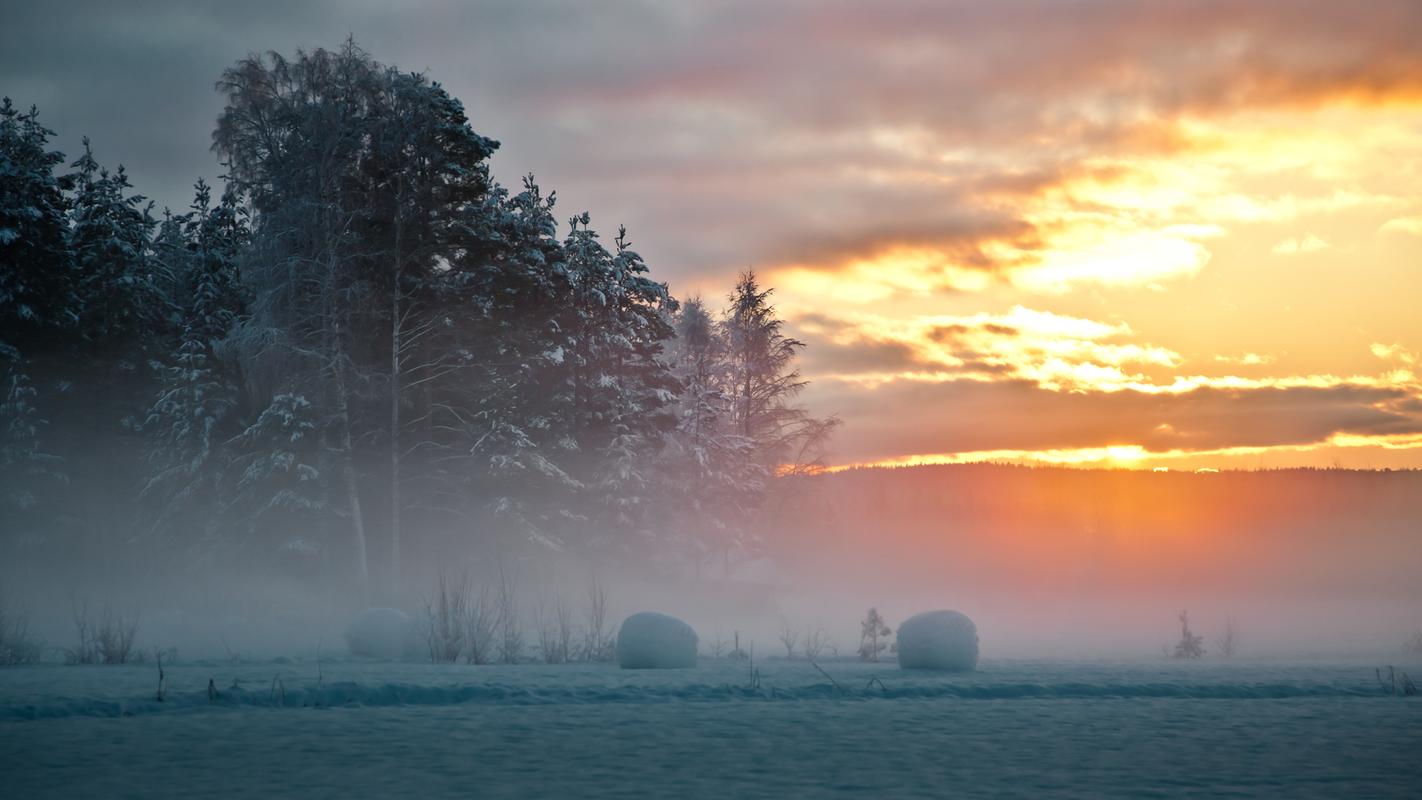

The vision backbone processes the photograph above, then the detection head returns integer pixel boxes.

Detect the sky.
[4,0,1420,471]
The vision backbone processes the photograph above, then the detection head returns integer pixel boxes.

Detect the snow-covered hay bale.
[616,612,698,669]
[345,607,415,660]
[896,610,979,671]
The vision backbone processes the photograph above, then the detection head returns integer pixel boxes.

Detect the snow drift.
[897,610,979,671]
[345,608,416,660]
[616,612,698,669]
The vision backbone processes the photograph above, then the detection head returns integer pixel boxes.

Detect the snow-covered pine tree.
[649,270,836,572]
[419,174,581,552]
[0,345,63,521]
[58,138,179,556]
[359,69,500,594]
[179,179,248,346]
[68,139,167,390]
[551,217,677,550]
[0,99,73,536]
[222,393,325,560]
[0,98,77,350]
[141,331,234,541]
[723,269,837,475]
[660,297,763,573]
[140,180,250,543]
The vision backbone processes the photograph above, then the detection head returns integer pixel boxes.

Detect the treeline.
[0,41,834,596]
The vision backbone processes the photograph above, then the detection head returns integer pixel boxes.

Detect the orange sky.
[6,0,1420,470]
[665,2,1422,471]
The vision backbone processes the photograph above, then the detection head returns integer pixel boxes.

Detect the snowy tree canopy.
[0,42,836,593]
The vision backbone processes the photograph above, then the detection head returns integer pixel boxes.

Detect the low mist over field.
[5,463,1418,661]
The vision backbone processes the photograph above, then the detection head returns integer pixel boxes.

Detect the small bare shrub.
[1172,610,1205,659]
[728,630,749,661]
[1376,665,1416,695]
[703,630,729,659]
[1216,616,1239,658]
[67,602,141,665]
[803,625,834,660]
[858,608,891,662]
[580,578,616,662]
[555,595,575,664]
[531,594,576,665]
[495,567,523,664]
[535,604,556,663]
[464,587,497,665]
[423,571,472,663]
[1405,630,1422,655]
[778,617,800,659]
[535,595,574,664]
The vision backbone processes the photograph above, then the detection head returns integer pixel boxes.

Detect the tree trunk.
[389,184,406,600]
[389,275,401,599]
[332,354,369,593]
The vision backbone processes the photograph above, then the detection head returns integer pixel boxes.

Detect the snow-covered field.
[2,657,1418,798]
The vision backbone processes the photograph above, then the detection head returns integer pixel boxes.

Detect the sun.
[1104,445,1148,464]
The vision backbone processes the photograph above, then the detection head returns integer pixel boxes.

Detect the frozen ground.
[1,657,1419,798]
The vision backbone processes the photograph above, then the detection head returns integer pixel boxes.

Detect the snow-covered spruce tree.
[142,332,234,543]
[61,139,180,556]
[67,139,168,405]
[177,180,248,346]
[140,180,250,544]
[547,217,677,551]
[658,297,762,573]
[656,270,835,572]
[0,98,78,353]
[417,174,582,553]
[352,67,501,592]
[723,269,838,475]
[0,346,63,525]
[222,393,326,562]
[0,99,73,542]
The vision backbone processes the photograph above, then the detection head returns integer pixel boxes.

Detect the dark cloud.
[5,0,1418,284]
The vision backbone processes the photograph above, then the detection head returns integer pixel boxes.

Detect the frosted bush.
[896,610,978,671]
[616,612,697,669]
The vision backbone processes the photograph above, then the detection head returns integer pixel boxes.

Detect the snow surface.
[1,657,1418,797]
[344,607,416,659]
[616,611,698,669]
[897,609,979,671]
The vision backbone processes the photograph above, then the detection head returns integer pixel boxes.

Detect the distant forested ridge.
[0,42,835,595]
[766,464,1422,604]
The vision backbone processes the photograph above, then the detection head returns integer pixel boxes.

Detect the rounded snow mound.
[616,612,698,669]
[345,608,416,660]
[896,610,979,671]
